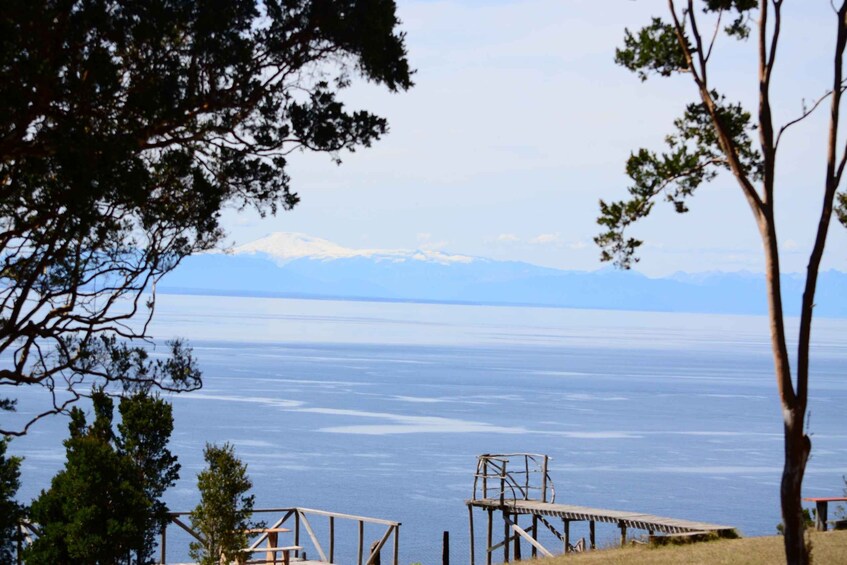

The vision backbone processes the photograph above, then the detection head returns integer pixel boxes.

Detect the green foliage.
[0,0,412,434]
[704,0,757,39]
[776,508,815,535]
[0,438,24,563]
[26,391,179,564]
[615,18,690,81]
[836,192,847,228]
[596,92,762,268]
[117,393,181,564]
[189,443,259,565]
[837,475,847,519]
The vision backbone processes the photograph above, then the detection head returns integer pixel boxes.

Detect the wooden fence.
[161,507,401,564]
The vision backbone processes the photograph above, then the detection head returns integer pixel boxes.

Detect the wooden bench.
[237,544,303,565]
[803,497,847,531]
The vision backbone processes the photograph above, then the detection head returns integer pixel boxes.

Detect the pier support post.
[531,515,538,558]
[468,506,475,565]
[589,521,596,550]
[564,519,570,553]
[486,509,493,565]
[503,512,510,563]
[513,515,521,561]
[619,523,627,547]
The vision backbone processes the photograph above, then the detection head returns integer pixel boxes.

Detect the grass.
[534,530,847,564]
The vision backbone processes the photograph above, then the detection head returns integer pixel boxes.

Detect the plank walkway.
[468,498,736,535]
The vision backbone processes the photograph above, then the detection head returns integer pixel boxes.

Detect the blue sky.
[222,0,847,277]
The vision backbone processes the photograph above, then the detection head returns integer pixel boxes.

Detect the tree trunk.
[781,407,812,565]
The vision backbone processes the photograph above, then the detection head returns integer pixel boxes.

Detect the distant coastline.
[158,232,847,318]
[156,282,847,319]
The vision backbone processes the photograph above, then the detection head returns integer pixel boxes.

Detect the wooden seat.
[237,544,303,565]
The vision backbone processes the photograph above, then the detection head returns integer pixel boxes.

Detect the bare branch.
[776,86,845,151]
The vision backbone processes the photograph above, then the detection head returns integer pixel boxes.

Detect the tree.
[0,0,413,435]
[0,438,24,563]
[117,393,181,564]
[596,2,847,563]
[189,443,258,565]
[27,391,179,564]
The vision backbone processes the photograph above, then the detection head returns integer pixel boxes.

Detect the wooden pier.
[466,453,736,563]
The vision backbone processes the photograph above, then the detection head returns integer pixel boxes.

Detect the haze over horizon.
[218,1,847,278]
[218,231,845,277]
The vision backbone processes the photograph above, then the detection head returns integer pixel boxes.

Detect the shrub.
[189,443,260,565]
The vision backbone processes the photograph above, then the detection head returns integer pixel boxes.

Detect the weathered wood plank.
[466,499,735,536]
[504,515,553,558]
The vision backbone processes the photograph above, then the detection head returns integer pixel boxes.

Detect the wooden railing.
[472,453,554,505]
[161,507,401,564]
[14,521,39,565]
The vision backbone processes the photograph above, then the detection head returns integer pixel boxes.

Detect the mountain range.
[158,232,847,317]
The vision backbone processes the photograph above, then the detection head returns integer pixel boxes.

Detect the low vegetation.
[539,530,847,565]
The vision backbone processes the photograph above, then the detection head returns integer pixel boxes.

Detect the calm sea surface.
[8,294,847,563]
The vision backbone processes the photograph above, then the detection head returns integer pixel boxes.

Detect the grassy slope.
[537,530,847,564]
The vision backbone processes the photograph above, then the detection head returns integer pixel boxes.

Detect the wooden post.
[468,506,475,565]
[393,525,399,565]
[531,515,538,558]
[370,540,381,565]
[442,530,450,565]
[295,511,301,559]
[160,522,166,564]
[329,516,335,563]
[513,515,521,561]
[541,456,548,503]
[619,523,627,547]
[589,521,596,550]
[268,530,279,564]
[564,519,570,553]
[486,509,493,565]
[524,456,530,500]
[358,521,364,565]
[816,501,828,532]
[503,511,510,563]
[482,458,488,499]
[500,461,507,505]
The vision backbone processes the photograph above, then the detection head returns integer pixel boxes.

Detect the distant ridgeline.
[160,252,847,318]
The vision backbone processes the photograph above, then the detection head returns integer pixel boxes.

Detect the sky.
[222,0,847,277]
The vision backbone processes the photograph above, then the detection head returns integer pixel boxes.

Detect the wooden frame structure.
[466,453,736,564]
[160,507,401,564]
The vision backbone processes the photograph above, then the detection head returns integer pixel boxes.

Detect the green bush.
[776,508,815,535]
[189,443,260,565]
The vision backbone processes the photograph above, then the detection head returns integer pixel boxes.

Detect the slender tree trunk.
[781,407,811,565]
[761,212,809,564]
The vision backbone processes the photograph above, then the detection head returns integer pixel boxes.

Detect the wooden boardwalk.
[468,497,735,535]
[466,453,737,564]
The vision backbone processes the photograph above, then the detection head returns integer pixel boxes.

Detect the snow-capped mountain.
[159,232,847,317]
[231,232,476,265]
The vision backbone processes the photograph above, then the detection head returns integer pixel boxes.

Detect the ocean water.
[8,294,847,563]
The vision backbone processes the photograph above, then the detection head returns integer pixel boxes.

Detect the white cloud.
[530,233,562,245]
[568,240,588,250]
[496,233,520,243]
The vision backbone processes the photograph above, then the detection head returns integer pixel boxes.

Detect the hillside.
[158,232,847,317]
